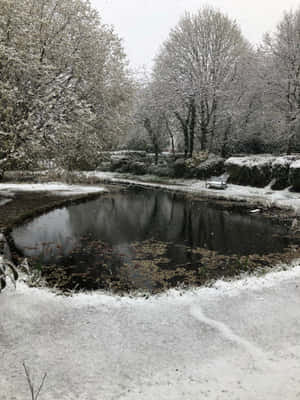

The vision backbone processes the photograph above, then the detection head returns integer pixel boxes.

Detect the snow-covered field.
[1,176,300,399]
[2,265,300,399]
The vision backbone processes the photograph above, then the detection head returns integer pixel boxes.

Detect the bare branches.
[23,362,47,400]
[151,6,250,155]
[261,7,300,153]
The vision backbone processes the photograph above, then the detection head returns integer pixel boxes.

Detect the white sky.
[91,0,300,72]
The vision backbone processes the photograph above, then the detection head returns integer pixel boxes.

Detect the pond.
[12,188,292,293]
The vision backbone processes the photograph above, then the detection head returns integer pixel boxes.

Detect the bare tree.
[262,8,300,153]
[151,7,250,157]
[133,81,168,163]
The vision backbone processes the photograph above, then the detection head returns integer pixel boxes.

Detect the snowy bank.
[0,182,107,197]
[1,174,300,399]
[82,170,300,214]
[2,264,300,399]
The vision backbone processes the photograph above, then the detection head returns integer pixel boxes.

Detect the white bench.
[205,179,227,190]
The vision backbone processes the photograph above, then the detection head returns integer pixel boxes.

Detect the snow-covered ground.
[83,171,300,214]
[0,198,12,207]
[0,182,107,198]
[225,154,275,168]
[2,265,300,400]
[1,172,300,213]
[2,175,300,399]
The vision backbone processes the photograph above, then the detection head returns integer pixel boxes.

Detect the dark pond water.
[12,189,291,292]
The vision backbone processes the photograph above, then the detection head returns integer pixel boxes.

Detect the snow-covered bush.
[0,256,18,292]
[192,156,225,179]
[0,233,18,292]
[289,160,300,191]
[185,152,209,168]
[225,155,300,190]
[271,156,299,189]
[225,155,275,187]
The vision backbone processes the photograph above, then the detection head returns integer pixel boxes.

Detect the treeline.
[0,0,133,170]
[1,2,300,171]
[128,7,300,159]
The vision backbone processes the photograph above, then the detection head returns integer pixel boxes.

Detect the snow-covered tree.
[131,78,169,163]
[0,0,133,170]
[151,7,250,157]
[262,8,300,153]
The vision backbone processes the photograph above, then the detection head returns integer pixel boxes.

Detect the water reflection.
[12,189,290,292]
[13,189,288,259]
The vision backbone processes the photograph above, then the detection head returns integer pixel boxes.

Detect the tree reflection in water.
[12,189,290,292]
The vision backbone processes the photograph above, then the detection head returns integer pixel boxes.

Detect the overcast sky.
[91,0,300,71]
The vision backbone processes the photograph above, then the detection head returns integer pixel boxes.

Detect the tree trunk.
[144,118,159,164]
[154,142,159,164]
[199,100,208,151]
[174,112,189,159]
[221,117,232,158]
[200,124,208,151]
[287,132,295,155]
[188,98,196,158]
[165,117,176,158]
[208,96,217,152]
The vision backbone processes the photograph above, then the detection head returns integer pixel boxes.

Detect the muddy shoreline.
[1,181,300,295]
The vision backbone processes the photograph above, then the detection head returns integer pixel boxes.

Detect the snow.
[109,150,146,155]
[82,171,300,213]
[272,155,299,167]
[0,198,12,207]
[290,159,300,169]
[0,191,14,207]
[225,155,275,168]
[0,182,107,196]
[2,264,300,399]
[2,174,300,398]
[225,154,300,170]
